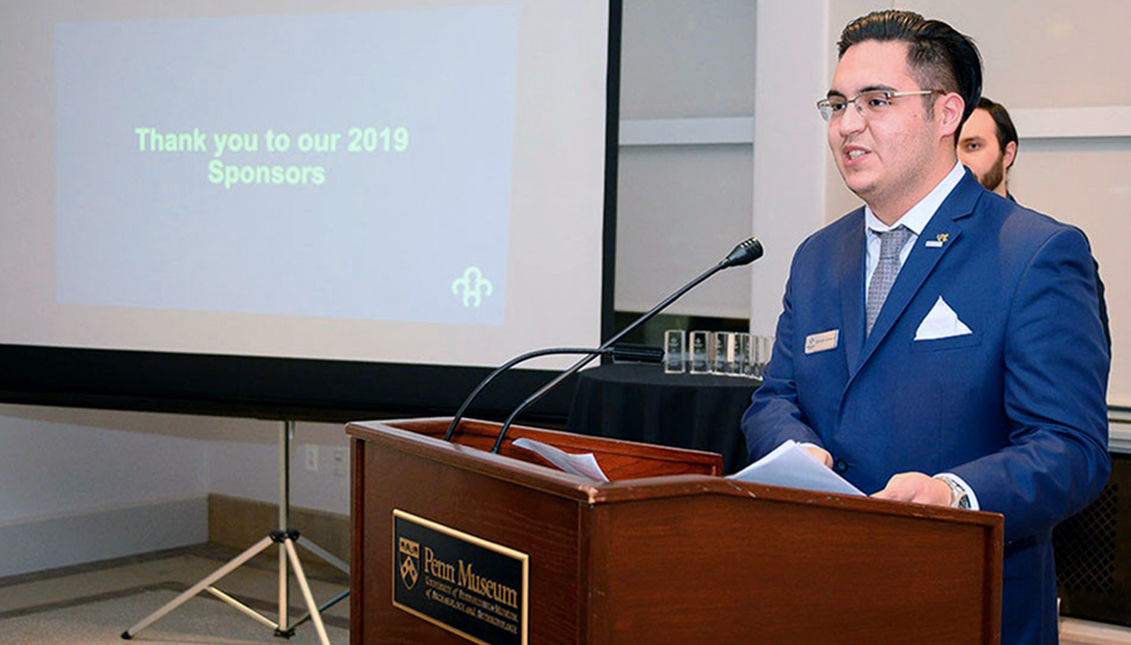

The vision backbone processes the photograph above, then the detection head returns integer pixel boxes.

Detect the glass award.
[752,335,775,378]
[663,329,686,374]
[737,332,752,378]
[713,332,738,375]
[689,331,711,374]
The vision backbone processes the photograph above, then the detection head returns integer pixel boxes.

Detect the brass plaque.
[393,509,529,645]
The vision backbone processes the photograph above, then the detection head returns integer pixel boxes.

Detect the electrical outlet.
[332,448,347,478]
[304,444,318,472]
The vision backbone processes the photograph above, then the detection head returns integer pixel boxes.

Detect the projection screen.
[0,0,620,422]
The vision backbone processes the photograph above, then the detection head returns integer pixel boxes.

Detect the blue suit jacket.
[741,171,1110,645]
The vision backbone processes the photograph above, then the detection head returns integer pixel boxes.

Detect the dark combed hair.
[978,96,1018,166]
[838,10,983,127]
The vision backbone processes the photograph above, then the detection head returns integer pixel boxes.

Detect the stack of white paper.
[728,440,864,496]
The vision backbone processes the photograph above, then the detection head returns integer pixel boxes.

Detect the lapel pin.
[925,233,949,249]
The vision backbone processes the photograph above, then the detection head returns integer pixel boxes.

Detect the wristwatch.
[936,475,972,510]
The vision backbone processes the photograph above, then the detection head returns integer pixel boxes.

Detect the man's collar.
[864,161,965,235]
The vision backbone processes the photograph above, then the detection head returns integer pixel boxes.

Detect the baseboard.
[207,493,349,581]
[1060,616,1131,644]
[0,496,208,578]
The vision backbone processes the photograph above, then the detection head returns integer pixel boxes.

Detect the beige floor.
[0,544,349,641]
[1063,617,1131,645]
[6,546,1131,645]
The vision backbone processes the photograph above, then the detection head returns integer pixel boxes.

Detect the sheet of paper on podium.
[728,439,864,496]
[512,437,609,482]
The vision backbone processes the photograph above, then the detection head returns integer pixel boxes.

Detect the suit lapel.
[838,211,866,376]
[849,172,983,381]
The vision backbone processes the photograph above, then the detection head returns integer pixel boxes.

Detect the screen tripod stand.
[122,420,349,644]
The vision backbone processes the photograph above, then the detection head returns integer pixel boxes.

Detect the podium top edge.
[346,418,1003,533]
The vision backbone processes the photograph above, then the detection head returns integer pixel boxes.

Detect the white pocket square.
[914,296,973,340]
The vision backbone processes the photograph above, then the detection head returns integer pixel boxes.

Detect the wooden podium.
[347,418,1003,645]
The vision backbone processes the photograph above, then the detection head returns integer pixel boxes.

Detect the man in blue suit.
[741,10,1110,645]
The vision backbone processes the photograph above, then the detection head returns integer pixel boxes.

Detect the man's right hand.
[804,445,833,469]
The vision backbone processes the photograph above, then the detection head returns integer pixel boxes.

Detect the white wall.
[204,419,350,513]
[0,405,348,577]
[616,0,756,318]
[0,406,207,523]
[614,0,831,333]
[0,405,209,576]
[750,0,829,335]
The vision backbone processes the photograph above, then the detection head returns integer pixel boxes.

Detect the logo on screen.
[452,266,494,308]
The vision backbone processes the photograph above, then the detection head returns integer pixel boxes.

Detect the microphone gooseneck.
[444,347,614,441]
[488,236,764,454]
[444,345,664,441]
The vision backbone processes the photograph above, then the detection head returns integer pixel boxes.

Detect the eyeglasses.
[817,89,946,122]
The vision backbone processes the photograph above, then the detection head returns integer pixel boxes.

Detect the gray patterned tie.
[866,225,913,336]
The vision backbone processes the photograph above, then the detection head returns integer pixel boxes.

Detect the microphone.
[443,344,662,442]
[722,236,764,268]
[488,236,763,453]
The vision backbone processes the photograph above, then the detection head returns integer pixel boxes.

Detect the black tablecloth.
[565,363,759,474]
